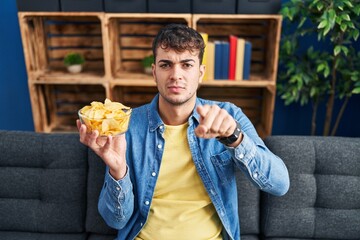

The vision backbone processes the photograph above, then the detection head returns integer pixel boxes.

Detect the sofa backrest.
[0,131,88,234]
[263,136,360,239]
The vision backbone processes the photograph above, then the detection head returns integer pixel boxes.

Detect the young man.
[78,24,289,240]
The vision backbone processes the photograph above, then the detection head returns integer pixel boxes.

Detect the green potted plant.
[278,0,360,135]
[64,52,85,73]
[141,55,154,75]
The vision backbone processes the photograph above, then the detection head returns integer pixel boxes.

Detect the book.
[200,32,209,81]
[235,38,245,80]
[214,41,223,80]
[243,41,252,80]
[221,41,230,80]
[228,35,237,80]
[205,41,215,81]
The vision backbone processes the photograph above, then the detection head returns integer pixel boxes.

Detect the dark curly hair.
[152,24,205,64]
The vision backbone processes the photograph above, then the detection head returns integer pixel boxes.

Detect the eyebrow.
[157,59,196,64]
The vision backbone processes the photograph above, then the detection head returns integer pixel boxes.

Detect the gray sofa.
[0,131,359,240]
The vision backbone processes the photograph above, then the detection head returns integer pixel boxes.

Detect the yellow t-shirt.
[136,123,222,240]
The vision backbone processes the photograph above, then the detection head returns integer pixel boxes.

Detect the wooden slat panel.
[198,87,262,97]
[112,17,190,77]
[118,20,188,35]
[198,86,263,125]
[46,16,101,22]
[121,61,144,72]
[121,49,152,60]
[33,17,48,72]
[196,22,268,37]
[121,36,153,48]
[48,60,104,70]
[55,91,105,105]
[46,22,101,35]
[44,17,104,73]
[48,36,103,47]
[48,48,103,60]
[119,23,166,35]
[113,86,157,107]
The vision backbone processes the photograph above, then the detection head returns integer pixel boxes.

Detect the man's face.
[152,47,205,107]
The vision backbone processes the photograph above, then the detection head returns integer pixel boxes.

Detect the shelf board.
[201,80,274,87]
[192,14,282,21]
[19,11,104,18]
[30,70,106,84]
[106,13,192,19]
[109,79,275,89]
[28,70,275,90]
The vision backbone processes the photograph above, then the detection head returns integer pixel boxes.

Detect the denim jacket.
[98,94,290,240]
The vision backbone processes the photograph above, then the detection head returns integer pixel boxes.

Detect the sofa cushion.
[0,131,87,233]
[86,149,117,236]
[236,168,260,239]
[262,136,360,239]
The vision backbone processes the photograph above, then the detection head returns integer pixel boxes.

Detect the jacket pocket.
[210,150,234,185]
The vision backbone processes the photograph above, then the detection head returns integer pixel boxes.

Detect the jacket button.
[151,172,156,177]
[157,144,162,149]
[145,200,150,205]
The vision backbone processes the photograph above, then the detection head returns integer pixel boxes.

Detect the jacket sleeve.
[227,108,290,196]
[98,166,134,229]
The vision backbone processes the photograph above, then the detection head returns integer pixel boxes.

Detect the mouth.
[167,85,185,92]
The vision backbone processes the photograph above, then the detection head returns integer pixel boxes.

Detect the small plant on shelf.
[64,52,85,73]
[141,55,154,75]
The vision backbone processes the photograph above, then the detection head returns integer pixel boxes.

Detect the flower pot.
[67,65,83,74]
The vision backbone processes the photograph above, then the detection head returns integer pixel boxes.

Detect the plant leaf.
[334,45,342,56]
[318,19,327,29]
[352,87,360,94]
[344,0,353,8]
[340,23,347,32]
[324,67,330,78]
[317,2,324,11]
[341,13,351,21]
[352,28,359,40]
[341,46,349,56]
[317,63,325,72]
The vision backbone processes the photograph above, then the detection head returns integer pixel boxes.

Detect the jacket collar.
[147,94,202,131]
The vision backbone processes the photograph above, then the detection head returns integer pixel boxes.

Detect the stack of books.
[201,33,252,81]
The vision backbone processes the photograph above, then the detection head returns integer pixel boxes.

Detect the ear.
[199,64,206,84]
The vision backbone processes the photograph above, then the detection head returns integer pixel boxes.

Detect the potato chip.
[78,99,131,136]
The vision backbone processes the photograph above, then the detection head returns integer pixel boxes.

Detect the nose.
[170,64,183,81]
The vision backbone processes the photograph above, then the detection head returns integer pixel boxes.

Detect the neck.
[158,97,196,125]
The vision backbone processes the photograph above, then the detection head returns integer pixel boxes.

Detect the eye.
[182,63,193,69]
[159,63,171,69]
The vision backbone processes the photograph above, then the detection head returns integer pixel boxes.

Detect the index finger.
[196,105,211,119]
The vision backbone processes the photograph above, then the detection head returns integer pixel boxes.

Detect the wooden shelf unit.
[18,12,282,138]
